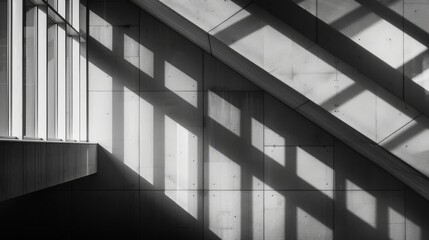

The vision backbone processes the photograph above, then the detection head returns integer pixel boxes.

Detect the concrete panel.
[72,190,139,239]
[210,3,314,86]
[333,63,419,143]
[318,0,404,70]
[292,0,317,16]
[288,45,338,106]
[264,146,333,191]
[205,190,263,240]
[210,2,418,144]
[381,115,429,176]
[405,0,429,3]
[404,3,429,117]
[158,22,203,92]
[159,0,251,32]
[89,91,139,171]
[405,3,429,32]
[334,140,404,191]
[88,54,140,92]
[405,189,429,240]
[89,0,139,26]
[139,91,203,190]
[86,91,139,190]
[253,0,318,42]
[139,16,203,92]
[335,190,405,240]
[264,94,333,146]
[204,53,260,91]
[139,96,203,190]
[265,190,333,240]
[140,190,203,239]
[140,91,203,127]
[89,25,140,59]
[204,91,264,190]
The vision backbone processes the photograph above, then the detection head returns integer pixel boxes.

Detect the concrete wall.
[0,0,428,239]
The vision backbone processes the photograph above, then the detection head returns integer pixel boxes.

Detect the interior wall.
[0,0,428,239]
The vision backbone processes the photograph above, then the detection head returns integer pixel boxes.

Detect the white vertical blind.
[57,25,66,140]
[38,6,47,139]
[11,0,23,139]
[72,37,80,140]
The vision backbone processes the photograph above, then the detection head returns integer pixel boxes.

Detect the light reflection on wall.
[251,118,264,152]
[265,146,286,167]
[208,145,241,190]
[388,207,405,240]
[123,91,140,174]
[123,33,140,69]
[164,115,198,190]
[297,147,333,196]
[140,97,154,184]
[346,179,377,228]
[297,207,333,240]
[208,91,241,137]
[89,10,113,50]
[140,41,154,78]
[164,61,198,107]
[208,191,242,240]
[264,187,285,240]
[165,190,198,219]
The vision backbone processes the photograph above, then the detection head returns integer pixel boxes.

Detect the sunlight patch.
[297,207,333,240]
[139,98,154,184]
[89,10,112,50]
[251,118,264,152]
[208,145,241,190]
[165,61,198,107]
[346,179,376,228]
[165,115,198,190]
[165,190,198,219]
[297,147,333,196]
[208,91,241,137]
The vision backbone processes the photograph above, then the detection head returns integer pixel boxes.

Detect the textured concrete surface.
[1,0,429,239]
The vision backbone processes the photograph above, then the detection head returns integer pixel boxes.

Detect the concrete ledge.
[0,141,97,201]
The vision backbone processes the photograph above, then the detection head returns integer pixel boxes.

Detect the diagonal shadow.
[252,0,429,118]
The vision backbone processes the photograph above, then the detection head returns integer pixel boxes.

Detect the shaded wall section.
[0,0,428,239]
[0,140,97,202]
